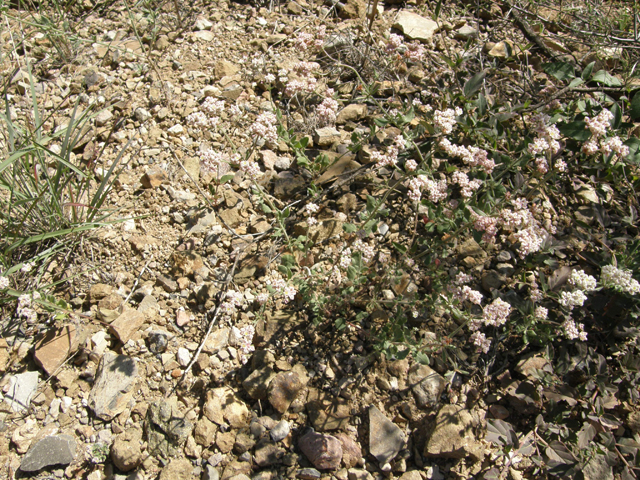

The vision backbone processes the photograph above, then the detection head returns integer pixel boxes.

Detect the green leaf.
[463,71,486,98]
[343,223,357,233]
[476,93,487,116]
[433,0,442,20]
[582,61,595,81]
[567,77,584,89]
[558,120,590,141]
[347,265,357,281]
[392,242,407,254]
[591,70,622,87]
[611,102,622,129]
[630,92,640,120]
[543,62,575,81]
[220,174,235,184]
[261,204,272,214]
[299,136,309,149]
[280,254,296,268]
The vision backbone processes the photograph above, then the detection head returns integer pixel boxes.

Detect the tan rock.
[33,325,78,376]
[336,104,367,124]
[215,60,239,80]
[141,167,167,188]
[109,307,145,343]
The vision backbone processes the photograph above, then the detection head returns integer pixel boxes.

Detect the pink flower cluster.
[239,159,261,179]
[385,34,403,54]
[439,138,495,174]
[372,135,405,168]
[202,97,225,116]
[451,171,482,198]
[235,325,255,364]
[470,331,491,354]
[434,108,462,134]
[250,112,278,144]
[220,290,244,317]
[17,292,38,326]
[266,272,298,304]
[285,62,320,97]
[407,175,448,203]
[316,89,339,126]
[582,109,629,158]
[295,26,326,52]
[385,33,425,62]
[200,149,231,177]
[352,239,375,263]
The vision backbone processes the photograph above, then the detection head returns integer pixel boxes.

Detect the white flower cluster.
[482,298,511,327]
[202,97,225,116]
[339,248,352,269]
[527,114,561,173]
[472,213,499,243]
[250,112,278,144]
[17,292,39,326]
[439,138,495,174]
[451,171,482,198]
[295,26,326,52]
[459,285,483,305]
[433,107,462,134]
[407,175,448,203]
[600,265,640,295]
[352,239,375,263]
[200,149,230,177]
[534,306,548,320]
[306,203,319,226]
[562,317,587,341]
[470,331,491,354]
[582,109,629,158]
[220,290,244,317]
[405,159,417,171]
[316,89,339,127]
[0,276,8,289]
[284,62,320,97]
[372,135,405,168]
[235,325,255,364]
[266,271,298,304]
[558,290,587,310]
[385,33,404,54]
[569,269,597,291]
[239,159,261,179]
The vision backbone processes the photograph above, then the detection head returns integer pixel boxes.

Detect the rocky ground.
[0,0,635,479]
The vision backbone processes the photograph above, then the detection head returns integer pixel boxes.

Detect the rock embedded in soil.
[299,431,343,471]
[11,418,39,454]
[393,11,439,41]
[35,327,78,377]
[146,397,194,457]
[407,363,445,408]
[368,406,405,465]
[254,438,286,467]
[243,366,276,400]
[158,457,194,480]
[424,405,484,460]
[194,416,217,447]
[336,104,368,124]
[270,420,291,442]
[109,306,146,343]
[20,434,76,472]
[88,352,138,421]
[5,371,39,412]
[268,371,304,413]
[334,432,362,468]
[111,428,143,471]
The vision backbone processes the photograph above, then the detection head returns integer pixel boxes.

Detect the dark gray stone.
[20,435,76,472]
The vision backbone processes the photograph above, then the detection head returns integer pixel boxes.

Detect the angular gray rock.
[298,431,343,470]
[408,364,445,408]
[146,397,194,457]
[393,11,439,41]
[369,406,404,465]
[270,420,290,442]
[88,352,138,420]
[4,371,39,412]
[20,435,76,472]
